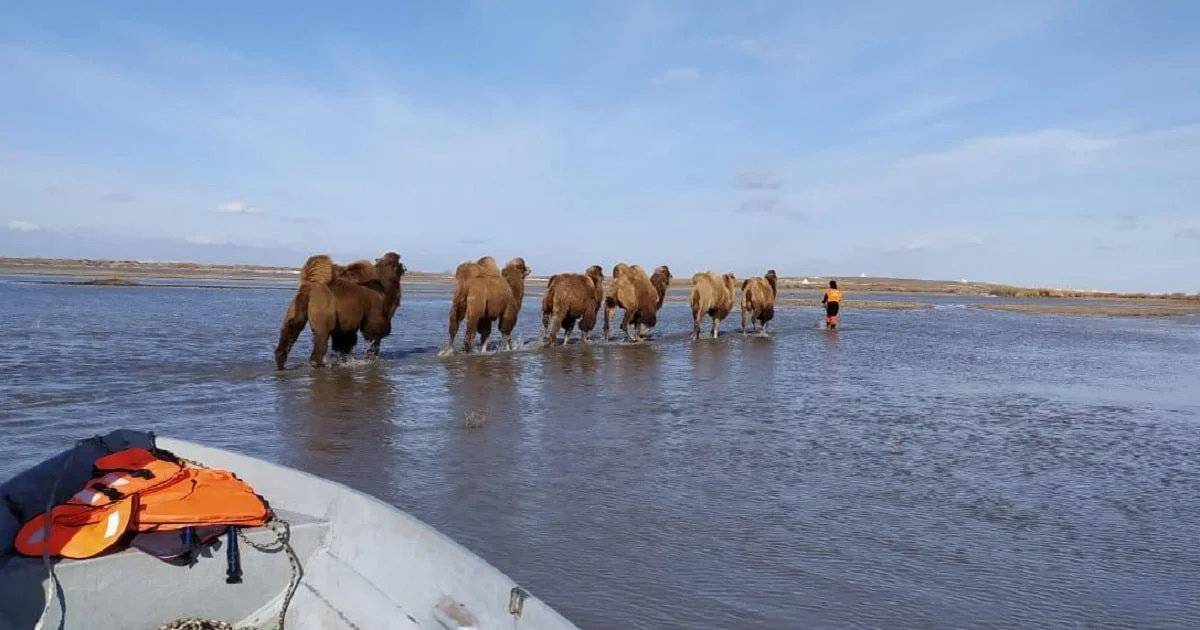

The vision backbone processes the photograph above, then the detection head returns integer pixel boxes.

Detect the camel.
[636,264,673,338]
[541,265,605,346]
[650,265,673,311]
[603,263,660,343]
[445,256,531,354]
[740,269,778,334]
[274,251,406,369]
[690,270,737,340]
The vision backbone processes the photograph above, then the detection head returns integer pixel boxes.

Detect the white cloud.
[217,200,260,214]
[7,220,39,232]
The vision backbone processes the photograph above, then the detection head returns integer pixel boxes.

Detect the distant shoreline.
[2,256,1198,317]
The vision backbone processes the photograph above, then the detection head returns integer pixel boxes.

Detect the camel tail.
[300,254,336,285]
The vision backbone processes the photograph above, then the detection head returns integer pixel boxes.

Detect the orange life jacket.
[14,447,270,560]
[824,288,843,303]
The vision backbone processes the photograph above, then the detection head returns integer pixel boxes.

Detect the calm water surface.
[1,276,1198,629]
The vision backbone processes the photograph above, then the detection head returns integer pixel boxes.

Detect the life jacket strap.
[89,482,124,502]
[92,467,155,479]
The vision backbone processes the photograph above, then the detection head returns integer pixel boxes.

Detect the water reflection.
[690,337,733,386]
[275,366,398,498]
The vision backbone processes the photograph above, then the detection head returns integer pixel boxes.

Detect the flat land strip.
[3,257,1197,316]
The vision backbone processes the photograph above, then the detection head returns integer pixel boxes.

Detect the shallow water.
[1,276,1198,629]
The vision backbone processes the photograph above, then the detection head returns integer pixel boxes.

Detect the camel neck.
[502,270,525,302]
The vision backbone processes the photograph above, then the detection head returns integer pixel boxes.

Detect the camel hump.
[301,254,336,285]
[339,260,378,284]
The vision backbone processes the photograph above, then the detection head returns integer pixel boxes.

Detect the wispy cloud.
[735,171,783,190]
[216,200,261,214]
[1177,228,1200,240]
[99,191,136,203]
[7,220,39,232]
[184,234,221,245]
[650,66,700,85]
[732,197,806,222]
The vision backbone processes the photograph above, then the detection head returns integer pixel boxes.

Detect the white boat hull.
[0,430,581,630]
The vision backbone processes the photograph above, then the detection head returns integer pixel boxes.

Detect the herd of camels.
[273,251,780,370]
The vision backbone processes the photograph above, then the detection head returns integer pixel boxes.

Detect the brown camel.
[740,269,778,334]
[636,264,674,338]
[650,265,673,311]
[541,265,605,346]
[274,251,406,369]
[446,256,531,354]
[603,263,660,343]
[690,270,737,340]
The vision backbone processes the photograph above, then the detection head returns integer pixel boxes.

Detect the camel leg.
[544,314,561,348]
[692,311,702,341]
[274,293,309,370]
[447,301,465,352]
[712,316,721,339]
[463,316,478,354]
[331,330,358,363]
[309,328,330,368]
[561,320,576,347]
[602,301,616,342]
[479,319,494,353]
[741,307,748,334]
[622,311,638,343]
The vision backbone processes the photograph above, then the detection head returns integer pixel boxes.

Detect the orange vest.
[14,447,269,559]
[824,288,843,303]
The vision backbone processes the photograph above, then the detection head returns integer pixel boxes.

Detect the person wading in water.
[821,280,843,330]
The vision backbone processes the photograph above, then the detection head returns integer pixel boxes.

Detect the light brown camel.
[690,270,737,340]
[541,264,605,346]
[274,251,406,369]
[445,256,531,353]
[603,263,660,343]
[740,269,778,334]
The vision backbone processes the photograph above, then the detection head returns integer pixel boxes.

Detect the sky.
[1,1,1198,292]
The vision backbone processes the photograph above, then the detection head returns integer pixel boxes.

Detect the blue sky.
[1,1,1198,292]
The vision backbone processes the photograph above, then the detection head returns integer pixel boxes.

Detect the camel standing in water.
[603,263,661,343]
[541,264,605,346]
[741,269,778,334]
[445,256,531,353]
[273,252,406,369]
[690,270,737,340]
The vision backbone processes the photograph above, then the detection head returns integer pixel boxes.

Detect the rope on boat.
[159,455,304,630]
[156,514,299,630]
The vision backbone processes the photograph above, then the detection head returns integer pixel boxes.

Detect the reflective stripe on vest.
[14,447,269,559]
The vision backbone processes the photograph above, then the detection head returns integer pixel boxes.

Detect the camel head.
[611,262,631,279]
[585,264,605,284]
[375,251,406,278]
[741,278,752,292]
[504,257,531,278]
[654,265,673,282]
